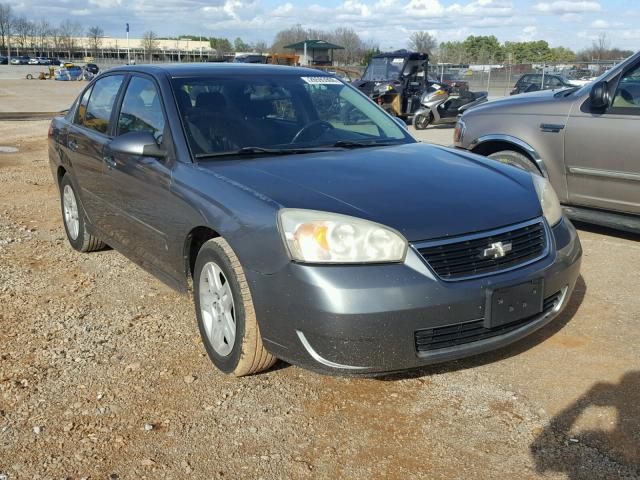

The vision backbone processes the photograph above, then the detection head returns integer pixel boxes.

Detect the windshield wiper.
[195,146,338,159]
[332,140,403,148]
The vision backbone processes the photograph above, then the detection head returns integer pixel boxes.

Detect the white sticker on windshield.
[301,76,343,85]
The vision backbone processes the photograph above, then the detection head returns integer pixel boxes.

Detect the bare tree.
[593,32,610,61]
[253,41,267,54]
[34,19,50,54]
[86,25,104,56]
[141,30,159,61]
[271,24,309,53]
[12,16,33,53]
[330,27,365,65]
[0,2,12,54]
[49,26,63,53]
[408,31,437,54]
[59,19,83,58]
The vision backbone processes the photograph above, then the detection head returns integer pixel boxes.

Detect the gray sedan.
[48,64,581,376]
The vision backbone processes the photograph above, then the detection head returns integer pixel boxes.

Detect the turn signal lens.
[532,174,563,226]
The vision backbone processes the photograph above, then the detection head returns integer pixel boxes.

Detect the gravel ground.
[0,121,638,480]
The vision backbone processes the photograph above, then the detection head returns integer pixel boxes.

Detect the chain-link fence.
[427,61,622,99]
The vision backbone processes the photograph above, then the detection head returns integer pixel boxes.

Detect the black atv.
[352,50,429,120]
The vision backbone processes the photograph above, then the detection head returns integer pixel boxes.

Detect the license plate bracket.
[485,279,544,329]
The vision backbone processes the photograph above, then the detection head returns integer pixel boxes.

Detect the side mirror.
[590,80,610,109]
[108,131,166,158]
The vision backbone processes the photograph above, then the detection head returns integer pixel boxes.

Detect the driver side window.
[117,76,166,142]
[611,64,640,112]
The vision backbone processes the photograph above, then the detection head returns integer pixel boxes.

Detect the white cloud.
[271,2,293,16]
[534,1,601,14]
[521,25,538,40]
[590,19,609,28]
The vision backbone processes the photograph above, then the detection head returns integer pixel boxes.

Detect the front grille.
[415,290,563,353]
[416,220,547,281]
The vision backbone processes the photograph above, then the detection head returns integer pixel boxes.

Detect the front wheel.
[194,238,276,376]
[413,112,432,130]
[487,150,541,175]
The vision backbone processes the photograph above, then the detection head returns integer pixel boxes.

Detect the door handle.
[539,123,565,133]
[103,156,117,169]
[68,139,78,151]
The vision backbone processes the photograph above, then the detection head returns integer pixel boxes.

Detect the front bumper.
[248,218,582,375]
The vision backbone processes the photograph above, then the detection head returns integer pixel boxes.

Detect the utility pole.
[126,23,130,64]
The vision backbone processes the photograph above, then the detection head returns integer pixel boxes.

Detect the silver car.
[455,52,640,232]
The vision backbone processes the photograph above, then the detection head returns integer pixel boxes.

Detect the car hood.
[198,143,542,242]
[468,88,576,116]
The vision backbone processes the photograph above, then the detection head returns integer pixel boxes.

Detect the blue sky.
[10,0,640,51]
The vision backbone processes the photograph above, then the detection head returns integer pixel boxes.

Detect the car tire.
[194,238,276,376]
[487,150,541,175]
[59,174,105,252]
[414,112,432,130]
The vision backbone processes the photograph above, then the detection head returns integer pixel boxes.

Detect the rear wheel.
[59,174,105,252]
[487,150,541,175]
[194,238,276,376]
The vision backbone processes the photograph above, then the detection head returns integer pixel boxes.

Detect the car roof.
[106,63,335,78]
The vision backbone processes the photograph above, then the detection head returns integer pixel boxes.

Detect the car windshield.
[172,74,413,158]
[361,57,406,81]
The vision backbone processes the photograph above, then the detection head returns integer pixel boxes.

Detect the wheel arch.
[184,226,222,284]
[469,135,549,178]
[56,165,67,186]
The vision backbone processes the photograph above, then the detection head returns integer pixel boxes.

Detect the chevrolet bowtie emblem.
[482,241,512,259]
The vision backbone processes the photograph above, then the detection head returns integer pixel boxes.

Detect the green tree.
[233,36,249,52]
[462,35,503,63]
[210,37,232,55]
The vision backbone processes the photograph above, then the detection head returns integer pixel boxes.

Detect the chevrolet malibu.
[48,64,582,376]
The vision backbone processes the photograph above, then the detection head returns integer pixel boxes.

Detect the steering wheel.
[291,120,334,144]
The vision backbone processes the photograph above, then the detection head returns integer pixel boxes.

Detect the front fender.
[469,134,549,178]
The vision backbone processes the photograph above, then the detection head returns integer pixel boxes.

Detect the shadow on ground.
[530,371,640,479]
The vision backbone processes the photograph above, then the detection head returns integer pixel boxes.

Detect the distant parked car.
[28,57,40,65]
[10,56,30,65]
[455,51,640,232]
[84,63,99,74]
[0,56,7,65]
[49,57,62,66]
[510,74,575,95]
[38,57,52,65]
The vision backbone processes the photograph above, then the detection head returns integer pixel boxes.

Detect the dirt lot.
[0,78,85,113]
[0,114,639,479]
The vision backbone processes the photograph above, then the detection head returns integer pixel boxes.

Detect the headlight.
[278,209,408,264]
[532,174,562,226]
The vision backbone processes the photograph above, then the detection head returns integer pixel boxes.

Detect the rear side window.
[545,76,563,88]
[82,75,125,134]
[529,76,542,87]
[74,86,93,125]
[117,76,166,142]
